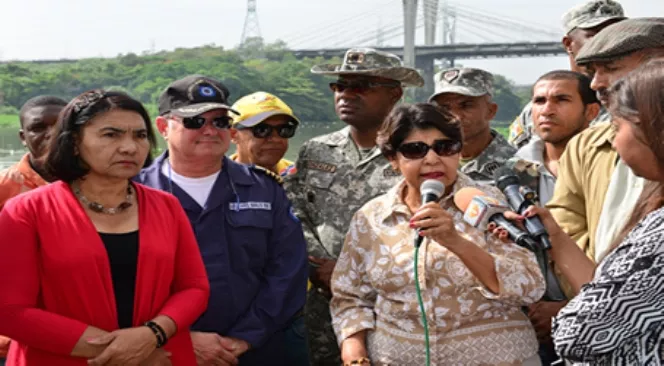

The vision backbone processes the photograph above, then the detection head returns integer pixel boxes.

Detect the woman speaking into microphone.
[329,103,545,366]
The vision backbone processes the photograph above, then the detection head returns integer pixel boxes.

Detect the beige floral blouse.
[330,173,546,365]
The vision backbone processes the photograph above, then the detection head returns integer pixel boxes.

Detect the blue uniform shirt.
[136,152,308,349]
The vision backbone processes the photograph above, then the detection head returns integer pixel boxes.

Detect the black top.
[99,231,139,329]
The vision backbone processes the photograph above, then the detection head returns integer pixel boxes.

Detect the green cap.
[561,0,625,35]
[428,67,494,102]
[311,48,424,87]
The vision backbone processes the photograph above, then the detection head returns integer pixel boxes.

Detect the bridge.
[243,0,568,100]
[291,42,565,99]
[290,43,565,60]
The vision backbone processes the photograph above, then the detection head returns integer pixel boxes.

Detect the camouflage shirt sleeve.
[508,102,534,149]
[283,142,326,257]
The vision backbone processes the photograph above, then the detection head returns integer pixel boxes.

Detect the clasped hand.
[191,331,251,366]
[410,202,464,248]
[86,327,170,366]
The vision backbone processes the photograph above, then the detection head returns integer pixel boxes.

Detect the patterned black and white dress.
[552,206,664,365]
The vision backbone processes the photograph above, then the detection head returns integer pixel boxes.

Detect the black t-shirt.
[99,231,139,329]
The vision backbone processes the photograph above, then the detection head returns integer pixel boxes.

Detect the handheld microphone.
[494,167,552,250]
[520,186,538,204]
[455,187,566,301]
[453,187,538,251]
[414,180,446,248]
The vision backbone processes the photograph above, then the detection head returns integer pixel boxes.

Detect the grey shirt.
[515,138,556,205]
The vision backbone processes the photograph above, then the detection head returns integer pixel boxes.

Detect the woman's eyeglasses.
[176,116,233,130]
[397,139,462,159]
[237,123,297,139]
[329,80,401,94]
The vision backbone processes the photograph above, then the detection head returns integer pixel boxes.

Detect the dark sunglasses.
[329,80,401,94]
[397,139,462,159]
[237,123,297,139]
[176,116,233,130]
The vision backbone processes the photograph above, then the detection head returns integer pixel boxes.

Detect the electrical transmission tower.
[240,0,263,46]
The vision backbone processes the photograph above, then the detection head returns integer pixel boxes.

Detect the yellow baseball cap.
[231,92,300,128]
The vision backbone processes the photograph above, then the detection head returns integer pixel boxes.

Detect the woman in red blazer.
[0,90,210,366]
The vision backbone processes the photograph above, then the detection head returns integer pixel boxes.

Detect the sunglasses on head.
[329,80,401,94]
[397,139,462,160]
[237,122,297,139]
[176,115,233,130]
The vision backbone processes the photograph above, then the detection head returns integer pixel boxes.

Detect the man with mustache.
[548,18,664,276]
[507,70,599,365]
[284,48,424,366]
[428,67,515,186]
[229,92,298,177]
[136,75,308,366]
[228,91,309,365]
[508,0,625,149]
[512,71,599,206]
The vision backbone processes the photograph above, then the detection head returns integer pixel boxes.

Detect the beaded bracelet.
[344,357,371,365]
[144,321,168,348]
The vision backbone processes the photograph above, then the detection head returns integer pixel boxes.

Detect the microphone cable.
[414,243,431,366]
[412,179,444,366]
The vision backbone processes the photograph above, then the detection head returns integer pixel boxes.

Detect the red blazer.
[0,181,210,366]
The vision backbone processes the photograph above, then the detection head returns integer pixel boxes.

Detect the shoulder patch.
[251,165,284,185]
[483,161,501,177]
[279,164,297,177]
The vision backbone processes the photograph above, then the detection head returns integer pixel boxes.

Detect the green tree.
[0,46,528,127]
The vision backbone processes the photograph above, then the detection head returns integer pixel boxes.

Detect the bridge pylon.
[423,0,439,46]
[402,0,418,69]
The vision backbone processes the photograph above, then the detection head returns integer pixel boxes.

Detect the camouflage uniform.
[507,0,625,149]
[286,48,424,366]
[508,140,555,207]
[461,130,517,185]
[429,67,517,186]
[284,128,402,364]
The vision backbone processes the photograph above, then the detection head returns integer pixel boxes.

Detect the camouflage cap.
[576,18,664,65]
[561,0,625,35]
[428,67,494,102]
[311,48,425,87]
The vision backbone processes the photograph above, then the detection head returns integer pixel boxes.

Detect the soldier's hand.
[308,256,337,292]
[527,301,568,343]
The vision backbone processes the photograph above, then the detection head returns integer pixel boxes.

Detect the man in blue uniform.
[136,74,308,366]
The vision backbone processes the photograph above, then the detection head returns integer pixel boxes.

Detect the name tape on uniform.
[229,201,272,211]
[305,160,337,173]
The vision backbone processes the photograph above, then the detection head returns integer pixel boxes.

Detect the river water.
[0,122,347,170]
[0,122,511,170]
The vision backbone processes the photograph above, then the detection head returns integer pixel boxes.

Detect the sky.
[0,0,662,84]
